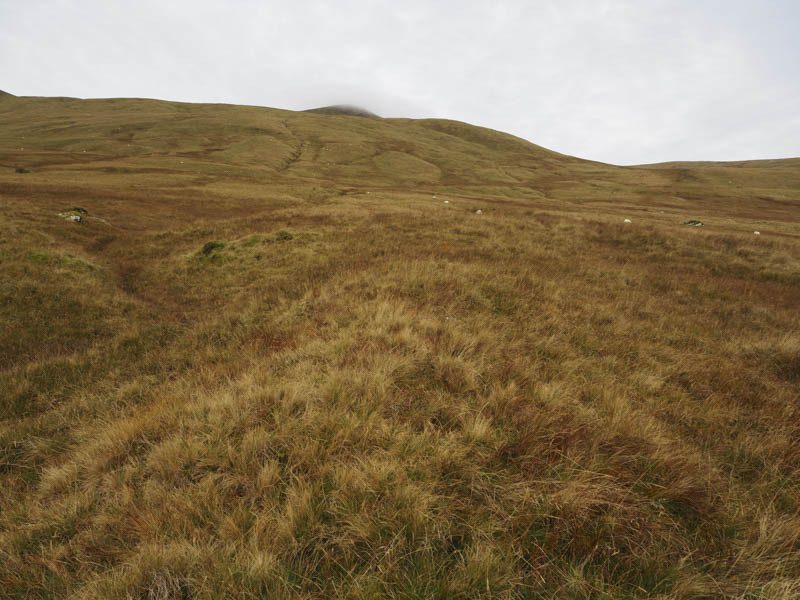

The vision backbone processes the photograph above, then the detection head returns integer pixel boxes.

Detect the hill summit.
[304,104,381,118]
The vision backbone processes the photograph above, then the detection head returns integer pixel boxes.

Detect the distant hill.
[0,94,591,192]
[1,93,797,219]
[642,157,800,169]
[304,104,381,118]
[0,93,796,213]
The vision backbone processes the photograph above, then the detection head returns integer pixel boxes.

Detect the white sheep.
[624,218,632,223]
[754,231,761,235]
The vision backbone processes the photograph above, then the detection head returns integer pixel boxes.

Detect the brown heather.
[0,92,799,599]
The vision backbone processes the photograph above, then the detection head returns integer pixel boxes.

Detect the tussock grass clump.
[200,240,225,256]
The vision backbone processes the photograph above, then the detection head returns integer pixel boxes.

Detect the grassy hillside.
[1,93,799,599]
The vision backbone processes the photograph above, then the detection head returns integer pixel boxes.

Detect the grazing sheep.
[624,218,632,223]
[475,210,482,215]
[754,231,761,235]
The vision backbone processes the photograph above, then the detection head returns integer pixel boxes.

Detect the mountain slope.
[0,94,582,188]
[2,93,797,222]
[1,94,799,599]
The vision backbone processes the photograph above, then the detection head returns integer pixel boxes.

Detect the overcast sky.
[1,0,798,164]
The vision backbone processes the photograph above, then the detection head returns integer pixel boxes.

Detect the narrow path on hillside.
[277,119,304,172]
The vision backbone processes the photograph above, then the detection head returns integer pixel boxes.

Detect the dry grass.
[1,92,799,598]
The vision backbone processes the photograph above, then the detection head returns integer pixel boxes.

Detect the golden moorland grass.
[0,91,799,599]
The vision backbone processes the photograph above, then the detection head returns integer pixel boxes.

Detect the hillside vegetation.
[1,92,799,599]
